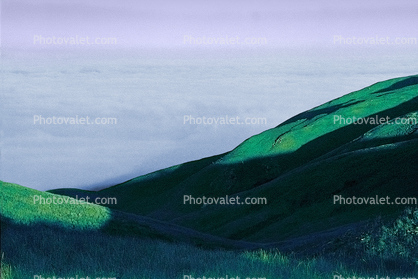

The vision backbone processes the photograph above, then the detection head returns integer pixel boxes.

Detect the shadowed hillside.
[3,75,418,278]
[0,181,259,250]
[50,74,418,243]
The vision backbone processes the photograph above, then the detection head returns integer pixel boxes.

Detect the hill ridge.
[45,74,418,243]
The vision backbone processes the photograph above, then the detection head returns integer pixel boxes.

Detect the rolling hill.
[2,74,417,278]
[0,181,260,250]
[49,74,418,243]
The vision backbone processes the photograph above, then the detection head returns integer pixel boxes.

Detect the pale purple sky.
[2,0,417,48]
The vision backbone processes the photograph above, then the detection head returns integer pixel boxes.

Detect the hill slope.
[0,181,259,250]
[51,74,418,243]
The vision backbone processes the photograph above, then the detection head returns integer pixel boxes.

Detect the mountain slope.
[0,181,260,250]
[51,74,418,243]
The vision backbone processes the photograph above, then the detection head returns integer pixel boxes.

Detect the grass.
[0,181,110,230]
[1,210,417,279]
[1,253,13,279]
[2,180,416,278]
[0,222,319,279]
[48,74,418,243]
[2,75,418,278]
[358,208,418,266]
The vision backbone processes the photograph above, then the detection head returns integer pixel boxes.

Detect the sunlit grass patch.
[0,181,110,230]
[1,252,13,279]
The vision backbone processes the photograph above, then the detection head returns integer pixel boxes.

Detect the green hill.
[2,75,418,278]
[0,181,260,250]
[50,74,418,242]
[0,181,111,230]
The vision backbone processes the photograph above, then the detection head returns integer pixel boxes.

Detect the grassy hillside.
[51,74,418,242]
[2,75,418,278]
[0,181,111,230]
[0,181,261,250]
[2,184,417,278]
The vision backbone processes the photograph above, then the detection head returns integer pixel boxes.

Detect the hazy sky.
[1,1,417,191]
[2,0,417,48]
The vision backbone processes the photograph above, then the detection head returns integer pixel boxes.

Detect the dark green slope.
[51,153,226,214]
[52,74,418,243]
[0,181,259,250]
